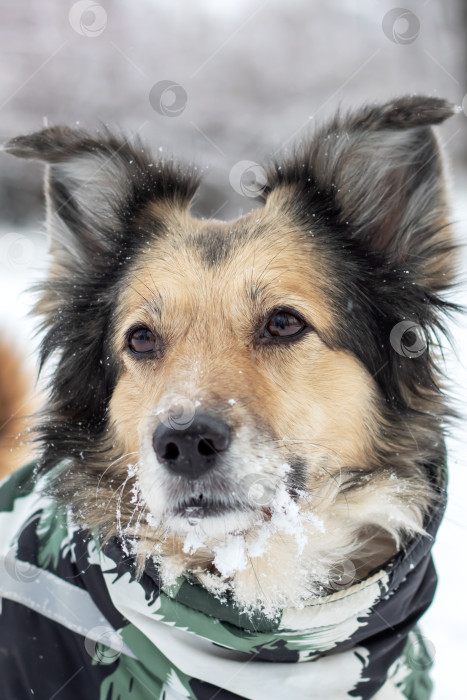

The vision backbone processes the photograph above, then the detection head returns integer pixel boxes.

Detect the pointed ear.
[266,96,458,290]
[3,126,199,267]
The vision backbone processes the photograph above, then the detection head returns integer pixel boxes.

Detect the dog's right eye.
[128,326,156,354]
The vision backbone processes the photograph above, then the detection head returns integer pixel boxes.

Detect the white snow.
[212,534,248,577]
[182,527,208,555]
[176,476,312,573]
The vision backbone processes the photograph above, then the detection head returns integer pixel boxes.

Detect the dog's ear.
[3,126,199,267]
[266,96,458,290]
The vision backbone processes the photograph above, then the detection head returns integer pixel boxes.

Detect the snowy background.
[0,1,466,697]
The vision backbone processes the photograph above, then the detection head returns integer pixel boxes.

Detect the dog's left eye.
[264,310,306,338]
[128,326,156,353]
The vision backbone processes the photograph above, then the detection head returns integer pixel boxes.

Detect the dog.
[0,96,459,700]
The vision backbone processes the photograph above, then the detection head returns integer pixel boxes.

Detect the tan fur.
[0,339,38,479]
[110,211,378,474]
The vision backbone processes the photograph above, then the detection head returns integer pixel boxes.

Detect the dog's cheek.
[305,349,380,466]
[268,344,381,469]
[109,373,151,454]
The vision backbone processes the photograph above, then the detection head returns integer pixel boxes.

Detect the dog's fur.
[1,96,458,612]
[0,340,37,479]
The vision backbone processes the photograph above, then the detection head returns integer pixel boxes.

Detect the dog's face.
[4,96,457,607]
[111,203,378,538]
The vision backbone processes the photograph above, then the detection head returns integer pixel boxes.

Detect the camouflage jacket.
[0,462,444,699]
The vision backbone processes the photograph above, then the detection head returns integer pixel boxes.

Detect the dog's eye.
[264,311,306,338]
[128,326,156,353]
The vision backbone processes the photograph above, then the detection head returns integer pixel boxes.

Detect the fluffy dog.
[0,96,459,700]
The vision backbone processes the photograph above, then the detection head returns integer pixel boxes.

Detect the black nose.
[152,413,231,478]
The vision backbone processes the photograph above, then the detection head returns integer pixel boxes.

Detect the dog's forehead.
[118,204,335,330]
[185,219,248,267]
[138,202,316,273]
